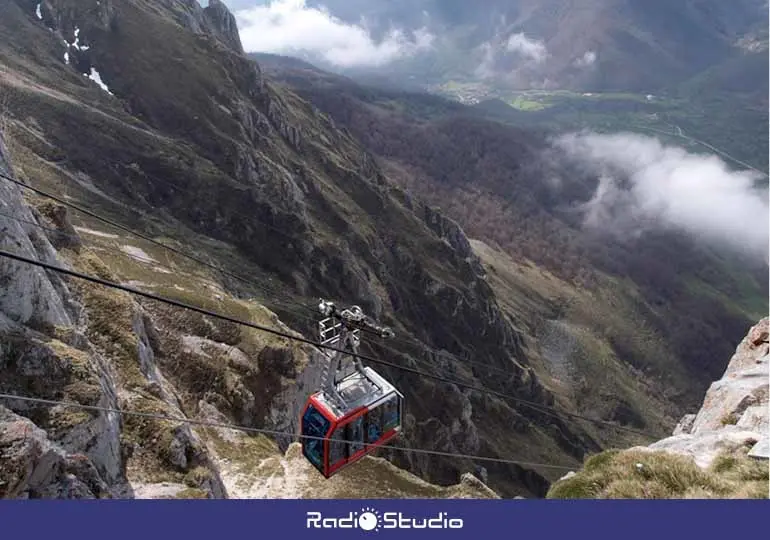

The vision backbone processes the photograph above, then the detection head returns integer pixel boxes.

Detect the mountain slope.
[0,0,622,498]
[254,53,767,440]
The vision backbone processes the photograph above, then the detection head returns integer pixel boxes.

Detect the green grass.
[508,97,550,111]
[469,240,678,463]
[685,277,767,324]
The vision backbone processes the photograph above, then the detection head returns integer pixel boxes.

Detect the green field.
[450,86,768,175]
[508,96,550,111]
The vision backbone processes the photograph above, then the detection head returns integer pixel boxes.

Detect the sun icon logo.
[357,507,382,532]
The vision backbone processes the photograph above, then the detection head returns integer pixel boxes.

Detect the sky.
[215,0,263,9]
[219,0,262,11]
[207,1,434,68]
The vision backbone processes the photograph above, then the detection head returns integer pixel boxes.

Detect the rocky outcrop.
[203,0,244,54]
[0,406,109,498]
[29,0,117,35]
[146,0,244,54]
[267,100,303,150]
[0,130,125,497]
[421,205,485,278]
[547,318,769,499]
[643,318,769,467]
[0,128,227,499]
[0,141,75,330]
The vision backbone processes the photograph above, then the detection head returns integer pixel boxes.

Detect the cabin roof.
[314,366,401,420]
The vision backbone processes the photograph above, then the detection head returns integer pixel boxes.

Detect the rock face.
[0,406,110,498]
[0,139,75,330]
[0,131,125,498]
[644,318,769,467]
[203,0,244,54]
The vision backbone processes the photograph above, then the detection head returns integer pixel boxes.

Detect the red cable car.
[301,301,404,478]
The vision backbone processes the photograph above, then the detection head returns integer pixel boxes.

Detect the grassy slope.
[547,446,769,499]
[470,240,678,443]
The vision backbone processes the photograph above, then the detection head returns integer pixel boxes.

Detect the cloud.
[234,0,434,68]
[573,50,597,68]
[553,132,770,262]
[474,41,497,79]
[506,33,548,63]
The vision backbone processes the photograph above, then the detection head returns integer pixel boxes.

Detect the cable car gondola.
[300,300,404,478]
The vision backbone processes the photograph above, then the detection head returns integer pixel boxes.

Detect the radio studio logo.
[306,506,464,532]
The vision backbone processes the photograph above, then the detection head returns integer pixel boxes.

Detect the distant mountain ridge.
[303,0,767,92]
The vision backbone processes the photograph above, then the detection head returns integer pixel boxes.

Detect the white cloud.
[553,132,770,262]
[574,50,597,68]
[234,0,434,68]
[506,32,548,63]
[474,41,497,79]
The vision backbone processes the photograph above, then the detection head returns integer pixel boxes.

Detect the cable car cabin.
[301,366,404,478]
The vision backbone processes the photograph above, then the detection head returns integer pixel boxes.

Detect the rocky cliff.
[547,318,769,499]
[647,318,769,467]
[1,128,129,498]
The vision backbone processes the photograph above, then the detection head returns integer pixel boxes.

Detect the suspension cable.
[0,392,577,471]
[0,208,516,385]
[0,171,320,322]
[0,247,657,439]
[0,174,528,380]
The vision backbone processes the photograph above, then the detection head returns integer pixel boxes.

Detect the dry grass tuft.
[547,448,769,499]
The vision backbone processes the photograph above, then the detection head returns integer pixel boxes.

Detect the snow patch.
[120,245,157,264]
[36,3,42,20]
[72,28,90,51]
[64,52,70,65]
[86,68,113,95]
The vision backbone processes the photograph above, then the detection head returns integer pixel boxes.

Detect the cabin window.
[301,405,330,471]
[381,395,400,432]
[365,405,383,444]
[346,416,364,455]
[329,425,347,467]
